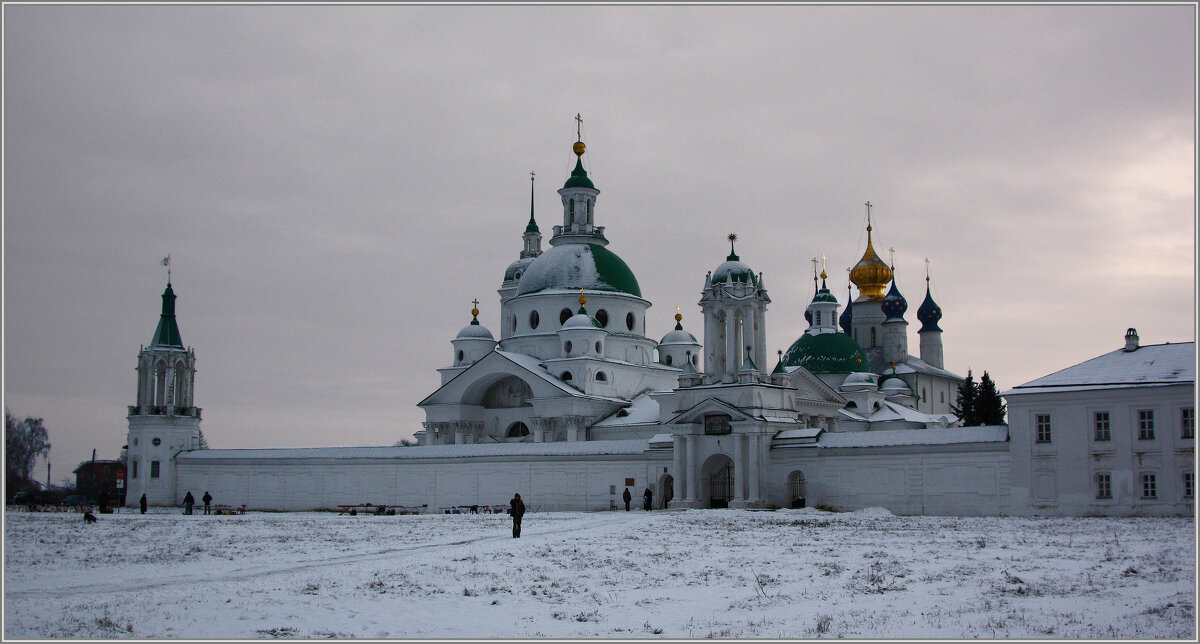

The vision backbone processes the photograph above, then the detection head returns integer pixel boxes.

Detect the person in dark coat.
[202,491,213,515]
[643,487,653,511]
[622,487,632,511]
[509,493,525,538]
[183,491,194,515]
[139,493,147,514]
[98,491,109,514]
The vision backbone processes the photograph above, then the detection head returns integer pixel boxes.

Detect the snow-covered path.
[4,508,1194,639]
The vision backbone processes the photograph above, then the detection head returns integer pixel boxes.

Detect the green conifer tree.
[952,369,978,426]
[975,371,1007,425]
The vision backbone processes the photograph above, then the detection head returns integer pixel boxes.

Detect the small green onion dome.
[516,243,641,296]
[781,331,869,374]
[812,279,839,303]
[563,157,595,190]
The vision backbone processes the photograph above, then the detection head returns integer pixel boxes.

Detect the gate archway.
[699,453,734,508]
[788,470,807,508]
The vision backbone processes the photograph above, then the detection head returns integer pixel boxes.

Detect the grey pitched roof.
[1004,342,1195,396]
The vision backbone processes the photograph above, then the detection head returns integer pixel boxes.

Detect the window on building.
[1096,473,1112,499]
[1138,409,1155,440]
[815,311,822,325]
[940,391,945,403]
[1141,473,1157,499]
[529,310,540,330]
[1094,412,1111,441]
[563,341,573,354]
[626,312,635,331]
[1184,472,1194,499]
[922,387,927,403]
[132,460,138,479]
[150,461,160,478]
[456,350,464,363]
[1183,408,1194,439]
[595,371,607,382]
[665,354,673,366]
[1035,414,1052,443]
[560,308,572,325]
[704,414,732,435]
[595,341,602,354]
[560,371,572,382]
[870,327,877,347]
[595,309,608,327]
[505,422,529,438]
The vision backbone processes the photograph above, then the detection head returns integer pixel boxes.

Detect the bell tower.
[125,274,202,507]
[699,234,770,383]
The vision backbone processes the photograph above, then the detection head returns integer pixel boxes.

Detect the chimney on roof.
[1124,328,1139,352]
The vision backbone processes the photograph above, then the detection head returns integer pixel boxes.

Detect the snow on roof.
[647,433,674,447]
[774,428,823,440]
[1004,342,1195,396]
[869,400,947,424]
[593,392,660,427]
[177,439,652,462]
[759,414,798,424]
[815,425,1008,449]
[495,350,628,403]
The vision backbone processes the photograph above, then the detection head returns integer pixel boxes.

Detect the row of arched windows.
[512,307,639,333]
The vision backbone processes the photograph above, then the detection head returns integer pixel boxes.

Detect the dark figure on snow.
[83,511,97,523]
[139,493,147,514]
[509,493,525,538]
[202,491,213,515]
[643,488,653,511]
[98,491,109,514]
[622,487,632,511]
[183,491,194,515]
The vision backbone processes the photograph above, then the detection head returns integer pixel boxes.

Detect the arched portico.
[700,453,734,508]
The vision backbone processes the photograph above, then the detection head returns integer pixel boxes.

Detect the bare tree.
[394,438,419,447]
[6,409,50,495]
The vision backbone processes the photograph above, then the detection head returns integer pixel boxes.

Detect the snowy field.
[3,507,1195,639]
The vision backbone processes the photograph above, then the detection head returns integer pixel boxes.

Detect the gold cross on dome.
[575,113,583,141]
[810,257,818,278]
[472,299,479,308]
[888,246,896,268]
[865,201,873,225]
[820,254,827,273]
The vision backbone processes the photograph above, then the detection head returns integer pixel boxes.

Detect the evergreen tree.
[975,371,1007,425]
[952,369,978,426]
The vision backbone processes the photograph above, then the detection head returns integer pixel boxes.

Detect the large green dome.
[516,243,641,297]
[781,332,869,374]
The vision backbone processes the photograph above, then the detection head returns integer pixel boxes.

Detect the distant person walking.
[202,491,213,515]
[622,487,632,511]
[509,493,525,538]
[139,493,147,514]
[183,491,194,515]
[643,487,653,511]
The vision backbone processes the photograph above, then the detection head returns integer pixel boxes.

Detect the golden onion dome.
[848,225,893,301]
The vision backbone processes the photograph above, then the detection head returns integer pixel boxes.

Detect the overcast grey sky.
[4,5,1195,486]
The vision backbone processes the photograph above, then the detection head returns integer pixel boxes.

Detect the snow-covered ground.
[3,508,1194,639]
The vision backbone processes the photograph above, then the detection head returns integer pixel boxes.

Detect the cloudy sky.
[4,5,1194,485]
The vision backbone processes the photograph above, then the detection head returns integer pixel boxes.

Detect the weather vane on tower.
[161,255,171,283]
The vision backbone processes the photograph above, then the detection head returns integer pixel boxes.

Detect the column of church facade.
[672,435,685,505]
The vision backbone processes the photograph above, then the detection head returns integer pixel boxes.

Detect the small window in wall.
[1141,473,1157,499]
[132,460,138,479]
[921,388,927,403]
[1095,472,1112,499]
[626,312,635,331]
[870,327,876,347]
[560,371,573,382]
[1184,472,1194,499]
[511,315,518,333]
[595,371,607,382]
[940,391,944,403]
[692,354,698,365]
[529,310,540,330]
[596,309,609,327]
[150,461,160,478]
[152,437,161,446]
[1182,408,1194,439]
[665,354,673,366]
[457,350,464,363]
[1138,410,1155,440]
[1094,412,1111,441]
[560,308,573,325]
[704,414,732,435]
[564,341,573,354]
[595,341,602,354]
[1035,414,1052,443]
[506,422,530,438]
[815,311,822,325]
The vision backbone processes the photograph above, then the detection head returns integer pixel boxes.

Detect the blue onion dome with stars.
[839,283,854,334]
[711,234,757,285]
[917,281,942,332]
[881,280,908,322]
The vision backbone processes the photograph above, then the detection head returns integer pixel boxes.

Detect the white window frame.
[1095,472,1112,500]
[1035,413,1052,443]
[1094,411,1111,442]
[1140,472,1157,499]
[1182,407,1194,440]
[1137,409,1155,440]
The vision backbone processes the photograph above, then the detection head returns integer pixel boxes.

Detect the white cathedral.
[124,132,1194,517]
